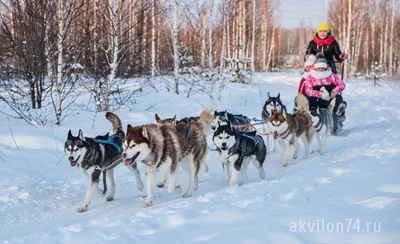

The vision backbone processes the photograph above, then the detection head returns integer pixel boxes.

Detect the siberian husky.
[310,107,334,155]
[121,107,216,208]
[268,94,314,167]
[261,92,285,153]
[64,112,144,213]
[211,110,252,132]
[154,113,210,188]
[212,122,266,186]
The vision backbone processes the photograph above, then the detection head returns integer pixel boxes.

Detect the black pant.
[306,96,330,111]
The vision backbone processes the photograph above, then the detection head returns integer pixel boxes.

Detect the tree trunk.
[172,0,179,94]
[56,0,63,125]
[44,7,52,80]
[379,3,384,65]
[220,6,226,69]
[371,1,376,62]
[388,0,395,76]
[142,0,148,73]
[208,0,214,70]
[383,1,389,69]
[262,0,268,71]
[344,0,352,78]
[105,0,120,111]
[227,14,231,67]
[201,7,207,67]
[251,0,255,74]
[151,0,156,87]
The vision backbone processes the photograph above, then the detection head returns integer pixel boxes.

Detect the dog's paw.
[156,182,165,188]
[137,182,144,192]
[202,163,209,174]
[183,193,192,198]
[168,186,182,194]
[301,155,308,160]
[175,186,182,193]
[77,206,88,213]
[282,163,288,167]
[293,155,298,159]
[259,169,266,180]
[141,201,152,208]
[106,196,114,201]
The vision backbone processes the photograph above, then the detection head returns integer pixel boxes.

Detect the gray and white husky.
[310,108,333,155]
[211,110,252,132]
[64,112,144,213]
[212,122,266,186]
[261,92,285,153]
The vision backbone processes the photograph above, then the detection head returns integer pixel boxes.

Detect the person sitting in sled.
[293,54,317,113]
[305,22,347,74]
[303,55,346,135]
[297,54,317,95]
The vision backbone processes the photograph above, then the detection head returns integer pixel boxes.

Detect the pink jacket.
[304,69,345,98]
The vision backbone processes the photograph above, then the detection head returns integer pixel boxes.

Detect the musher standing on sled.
[305,22,347,74]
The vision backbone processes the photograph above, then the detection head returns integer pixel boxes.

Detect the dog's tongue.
[273,131,279,139]
[124,159,133,166]
[70,161,77,166]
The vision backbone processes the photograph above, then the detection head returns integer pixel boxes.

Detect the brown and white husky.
[268,94,314,167]
[121,107,216,208]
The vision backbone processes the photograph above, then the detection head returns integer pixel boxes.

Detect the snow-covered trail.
[0,72,399,243]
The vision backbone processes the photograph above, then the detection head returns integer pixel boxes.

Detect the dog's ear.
[142,126,149,139]
[127,124,133,132]
[68,130,73,139]
[213,111,217,117]
[224,110,228,120]
[155,113,161,122]
[171,115,177,125]
[78,129,84,140]
[277,93,280,99]
[267,92,270,99]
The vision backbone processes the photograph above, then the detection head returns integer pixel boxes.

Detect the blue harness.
[92,134,124,152]
[84,134,124,170]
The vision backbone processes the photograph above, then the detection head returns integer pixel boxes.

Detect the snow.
[1,72,400,243]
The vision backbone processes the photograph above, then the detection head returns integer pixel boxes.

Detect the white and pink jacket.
[303,68,345,98]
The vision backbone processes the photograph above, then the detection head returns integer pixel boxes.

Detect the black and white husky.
[261,92,285,153]
[64,112,144,213]
[211,110,252,132]
[212,122,266,186]
[310,108,333,155]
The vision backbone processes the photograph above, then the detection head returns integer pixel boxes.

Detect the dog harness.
[92,134,124,152]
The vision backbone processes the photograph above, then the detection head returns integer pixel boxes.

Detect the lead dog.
[64,112,144,212]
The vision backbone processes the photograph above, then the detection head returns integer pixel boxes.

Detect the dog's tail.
[295,94,310,114]
[197,106,217,136]
[106,112,123,134]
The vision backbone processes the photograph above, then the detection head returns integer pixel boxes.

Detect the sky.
[278,0,326,29]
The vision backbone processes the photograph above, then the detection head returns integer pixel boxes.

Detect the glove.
[320,88,330,101]
[339,53,347,61]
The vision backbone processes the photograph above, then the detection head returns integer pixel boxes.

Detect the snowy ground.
[0,72,399,244]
